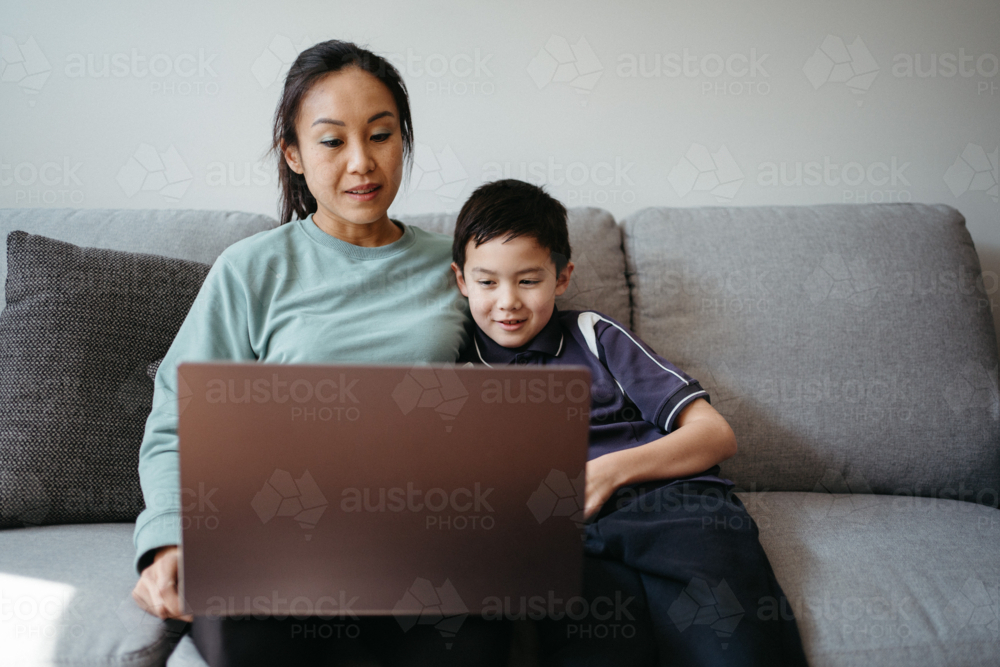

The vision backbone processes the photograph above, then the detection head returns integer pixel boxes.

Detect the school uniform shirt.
[459,307,731,485]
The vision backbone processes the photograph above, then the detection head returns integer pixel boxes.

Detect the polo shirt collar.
[472,307,565,367]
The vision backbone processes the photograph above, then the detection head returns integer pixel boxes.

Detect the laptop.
[176,361,591,618]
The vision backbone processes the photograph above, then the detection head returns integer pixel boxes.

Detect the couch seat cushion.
[0,523,184,667]
[742,491,1000,666]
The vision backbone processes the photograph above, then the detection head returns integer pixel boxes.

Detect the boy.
[451,180,808,666]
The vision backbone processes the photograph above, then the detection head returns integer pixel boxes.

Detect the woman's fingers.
[132,547,192,621]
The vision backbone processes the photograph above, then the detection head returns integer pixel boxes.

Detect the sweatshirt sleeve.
[133,255,256,573]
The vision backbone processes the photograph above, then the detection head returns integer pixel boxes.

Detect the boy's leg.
[586,481,809,667]
[536,554,657,667]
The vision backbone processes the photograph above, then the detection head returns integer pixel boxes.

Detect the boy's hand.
[584,454,624,520]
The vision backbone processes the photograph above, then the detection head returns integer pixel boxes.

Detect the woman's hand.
[583,454,624,520]
[131,545,193,622]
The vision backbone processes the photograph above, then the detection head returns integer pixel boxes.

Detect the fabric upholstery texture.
[621,204,1000,502]
[0,523,186,666]
[0,231,210,526]
[744,491,1000,667]
[0,208,277,312]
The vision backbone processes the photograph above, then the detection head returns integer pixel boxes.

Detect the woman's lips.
[496,318,526,332]
[345,184,381,202]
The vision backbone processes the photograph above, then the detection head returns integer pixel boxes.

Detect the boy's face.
[451,235,574,349]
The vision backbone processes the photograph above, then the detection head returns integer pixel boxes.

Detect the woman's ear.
[281,140,304,175]
[451,262,470,297]
[554,261,575,297]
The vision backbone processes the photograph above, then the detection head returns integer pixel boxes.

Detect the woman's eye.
[372,132,391,142]
[321,138,343,148]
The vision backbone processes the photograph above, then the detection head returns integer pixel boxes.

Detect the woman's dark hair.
[452,179,571,275]
[269,40,413,224]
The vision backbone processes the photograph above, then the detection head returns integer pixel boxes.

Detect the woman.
[130,41,509,666]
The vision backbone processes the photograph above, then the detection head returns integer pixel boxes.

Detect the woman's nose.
[346,141,375,174]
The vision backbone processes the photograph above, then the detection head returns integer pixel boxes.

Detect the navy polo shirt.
[459,307,732,486]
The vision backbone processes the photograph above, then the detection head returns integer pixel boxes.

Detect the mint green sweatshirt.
[133,215,470,572]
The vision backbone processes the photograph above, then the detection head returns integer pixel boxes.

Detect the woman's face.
[283,67,404,234]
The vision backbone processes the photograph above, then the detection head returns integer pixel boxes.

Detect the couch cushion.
[621,203,1000,501]
[399,207,631,326]
[0,523,185,666]
[0,232,210,526]
[0,208,278,311]
[742,491,1000,666]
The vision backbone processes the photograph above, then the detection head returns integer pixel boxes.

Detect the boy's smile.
[451,234,574,349]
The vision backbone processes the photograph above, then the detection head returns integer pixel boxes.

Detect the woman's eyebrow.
[310,111,395,128]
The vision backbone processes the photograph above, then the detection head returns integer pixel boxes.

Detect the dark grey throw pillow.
[0,231,210,527]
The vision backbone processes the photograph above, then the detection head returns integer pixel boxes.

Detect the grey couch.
[0,203,996,667]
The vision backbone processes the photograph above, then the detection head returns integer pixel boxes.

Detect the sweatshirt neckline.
[299,213,416,260]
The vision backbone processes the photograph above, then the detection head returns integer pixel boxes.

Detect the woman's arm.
[132,255,256,619]
[584,398,736,518]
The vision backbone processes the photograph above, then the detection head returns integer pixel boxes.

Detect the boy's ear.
[554,261,575,297]
[451,262,470,297]
[281,140,304,175]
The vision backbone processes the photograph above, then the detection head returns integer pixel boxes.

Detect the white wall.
[3,0,999,334]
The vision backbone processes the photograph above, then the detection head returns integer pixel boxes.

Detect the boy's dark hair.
[452,179,571,275]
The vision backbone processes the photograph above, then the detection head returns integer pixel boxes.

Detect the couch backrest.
[0,208,279,311]
[621,203,1000,504]
[398,207,631,325]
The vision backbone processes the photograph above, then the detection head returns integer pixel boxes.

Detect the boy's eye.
[520,280,540,285]
[477,280,495,287]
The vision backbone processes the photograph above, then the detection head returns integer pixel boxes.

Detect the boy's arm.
[584,397,736,518]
